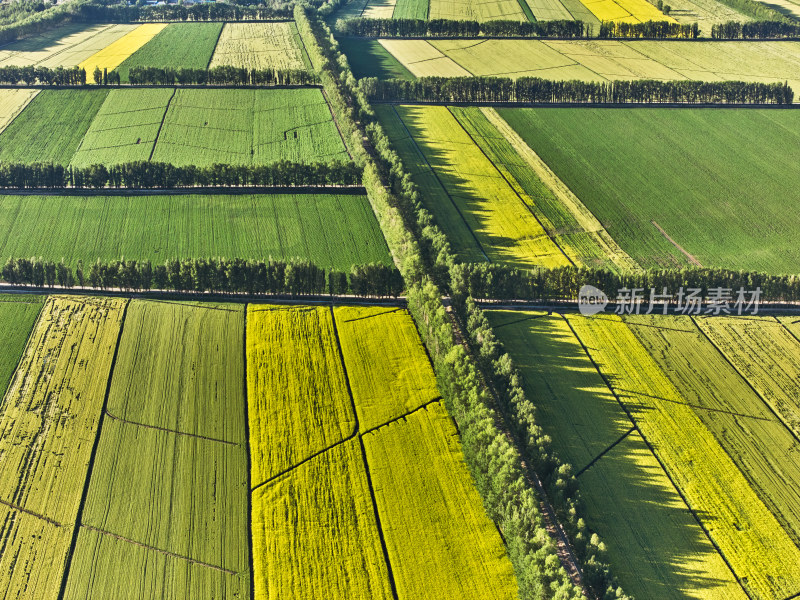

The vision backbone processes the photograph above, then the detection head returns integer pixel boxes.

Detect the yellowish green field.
[0,23,138,68]
[252,439,392,600]
[699,316,800,439]
[578,0,675,23]
[363,403,518,600]
[0,296,125,599]
[0,89,38,133]
[488,311,742,599]
[567,313,800,600]
[79,23,167,73]
[334,306,439,431]
[389,104,570,269]
[428,0,528,21]
[381,39,800,96]
[246,305,355,484]
[208,22,308,71]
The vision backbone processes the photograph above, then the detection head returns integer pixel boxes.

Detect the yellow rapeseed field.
[396,105,570,269]
[578,0,677,23]
[79,23,166,74]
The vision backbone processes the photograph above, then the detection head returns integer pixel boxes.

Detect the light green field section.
[499,108,800,272]
[152,88,349,166]
[0,295,43,395]
[0,296,124,599]
[334,306,439,431]
[247,305,355,484]
[0,89,108,165]
[106,300,245,442]
[70,88,173,167]
[0,88,38,134]
[487,310,743,600]
[209,22,308,71]
[0,193,391,271]
[252,439,393,600]
[428,0,528,21]
[363,403,518,600]
[0,23,137,68]
[381,39,800,95]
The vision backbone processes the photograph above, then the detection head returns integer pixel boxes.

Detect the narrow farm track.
[652,220,703,267]
[0,498,61,527]
[147,87,176,161]
[243,305,256,600]
[57,299,130,600]
[560,315,752,599]
[574,426,636,477]
[320,88,354,160]
[443,304,590,596]
[79,525,237,575]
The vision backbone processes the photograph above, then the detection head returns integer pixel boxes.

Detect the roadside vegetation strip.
[481,107,639,272]
[363,402,518,600]
[0,23,136,68]
[78,417,250,593]
[78,23,168,74]
[0,89,108,165]
[0,293,43,396]
[209,22,308,71]
[114,22,223,82]
[69,87,174,167]
[393,104,570,269]
[252,439,394,600]
[334,306,439,431]
[246,304,356,483]
[151,88,350,166]
[566,313,800,600]
[106,300,245,443]
[626,314,800,546]
[374,104,488,262]
[0,296,124,599]
[0,193,391,271]
[0,88,37,133]
[487,310,743,599]
[697,316,800,439]
[498,107,800,272]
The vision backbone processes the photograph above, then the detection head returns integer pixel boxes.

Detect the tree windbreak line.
[598,20,699,38]
[335,17,588,38]
[454,263,800,303]
[0,257,404,298]
[0,161,363,189]
[711,20,800,39]
[0,65,318,87]
[363,76,795,104]
[296,6,624,598]
[74,2,293,22]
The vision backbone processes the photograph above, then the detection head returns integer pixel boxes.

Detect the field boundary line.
[0,497,62,527]
[361,398,442,436]
[56,299,130,600]
[357,435,400,600]
[148,87,176,161]
[690,317,800,447]
[329,304,361,439]
[491,312,551,330]
[574,426,635,477]
[0,186,368,195]
[447,106,574,267]
[205,22,225,70]
[79,524,238,575]
[652,221,702,266]
[560,313,753,599]
[390,104,491,262]
[103,409,240,446]
[243,304,256,600]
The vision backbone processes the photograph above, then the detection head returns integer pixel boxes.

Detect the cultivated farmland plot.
[0,89,38,133]
[0,294,43,395]
[380,39,800,95]
[0,296,124,598]
[78,23,167,73]
[209,22,310,71]
[0,193,391,271]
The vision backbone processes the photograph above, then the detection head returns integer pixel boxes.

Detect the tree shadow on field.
[0,22,86,54]
[488,311,743,599]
